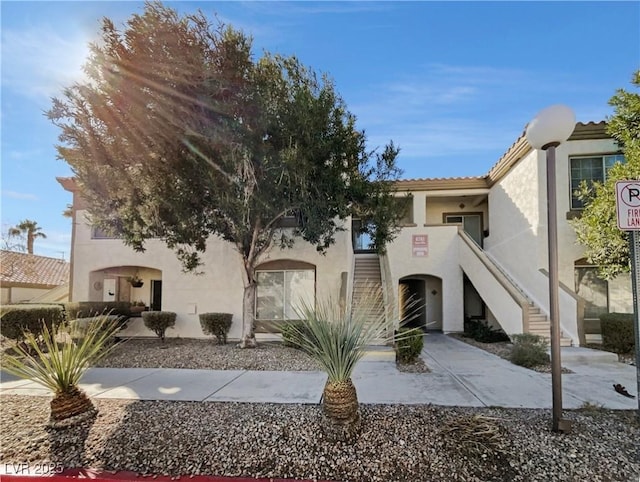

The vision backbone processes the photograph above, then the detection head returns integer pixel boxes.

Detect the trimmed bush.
[69,315,124,343]
[0,304,65,341]
[600,313,634,353]
[64,301,131,321]
[199,312,233,345]
[464,318,510,343]
[395,327,424,364]
[142,311,176,342]
[510,333,549,368]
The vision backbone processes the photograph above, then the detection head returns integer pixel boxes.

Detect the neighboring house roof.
[29,283,70,303]
[0,250,70,288]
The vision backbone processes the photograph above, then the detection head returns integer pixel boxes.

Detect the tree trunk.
[27,233,34,254]
[321,378,361,441]
[50,386,94,422]
[239,281,257,348]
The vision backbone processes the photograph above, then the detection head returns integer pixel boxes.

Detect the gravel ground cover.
[449,334,573,374]
[93,339,322,371]
[1,395,638,482]
[396,357,430,373]
[97,339,429,372]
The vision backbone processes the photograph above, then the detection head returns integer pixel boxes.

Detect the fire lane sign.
[615,181,640,231]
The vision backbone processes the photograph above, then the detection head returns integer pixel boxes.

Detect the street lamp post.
[525,104,576,433]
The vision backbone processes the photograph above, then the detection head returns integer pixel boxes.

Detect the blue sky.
[1,1,639,259]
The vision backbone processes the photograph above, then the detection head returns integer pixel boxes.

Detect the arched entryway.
[399,275,443,331]
[88,266,163,311]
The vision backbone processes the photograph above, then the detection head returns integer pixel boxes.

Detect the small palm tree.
[291,286,418,440]
[8,219,47,254]
[2,316,122,424]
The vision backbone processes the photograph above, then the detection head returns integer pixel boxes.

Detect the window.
[395,196,414,225]
[570,154,624,209]
[91,226,120,239]
[444,213,483,247]
[256,268,315,320]
[574,267,608,319]
[575,265,632,319]
[275,210,303,229]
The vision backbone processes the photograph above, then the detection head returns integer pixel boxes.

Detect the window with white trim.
[570,154,624,209]
[255,269,315,320]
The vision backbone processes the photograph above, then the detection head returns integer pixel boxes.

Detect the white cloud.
[1,26,91,101]
[1,190,39,201]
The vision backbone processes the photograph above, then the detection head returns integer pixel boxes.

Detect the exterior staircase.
[459,230,574,346]
[526,305,573,347]
[351,254,386,341]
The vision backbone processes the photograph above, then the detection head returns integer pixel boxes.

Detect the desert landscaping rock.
[1,395,638,481]
[96,339,321,371]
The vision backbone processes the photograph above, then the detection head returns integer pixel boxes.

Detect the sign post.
[615,180,640,416]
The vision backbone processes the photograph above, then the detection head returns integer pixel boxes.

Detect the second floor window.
[570,154,624,209]
[91,225,120,239]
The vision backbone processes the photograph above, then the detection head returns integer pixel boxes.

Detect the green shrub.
[199,312,233,345]
[395,327,424,364]
[281,321,310,348]
[2,315,122,423]
[510,333,549,368]
[464,318,510,343]
[142,311,176,342]
[600,313,634,353]
[0,304,65,341]
[69,315,124,343]
[64,301,131,321]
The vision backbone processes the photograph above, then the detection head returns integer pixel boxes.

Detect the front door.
[151,280,162,311]
[103,278,117,302]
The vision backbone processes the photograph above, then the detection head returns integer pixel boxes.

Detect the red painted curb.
[1,469,332,482]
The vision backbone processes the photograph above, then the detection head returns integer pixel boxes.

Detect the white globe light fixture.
[526,104,576,150]
[526,104,575,434]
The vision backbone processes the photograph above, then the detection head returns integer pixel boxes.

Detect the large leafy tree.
[48,2,402,347]
[572,70,640,279]
[8,219,47,254]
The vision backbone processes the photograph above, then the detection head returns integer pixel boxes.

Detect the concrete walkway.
[1,334,637,410]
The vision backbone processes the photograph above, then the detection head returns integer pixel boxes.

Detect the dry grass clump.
[439,414,508,458]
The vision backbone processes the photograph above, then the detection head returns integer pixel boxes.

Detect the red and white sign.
[412,235,428,257]
[616,181,640,231]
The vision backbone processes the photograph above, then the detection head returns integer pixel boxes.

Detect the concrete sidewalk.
[1,334,637,410]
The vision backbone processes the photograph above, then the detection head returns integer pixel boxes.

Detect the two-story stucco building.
[58,121,632,346]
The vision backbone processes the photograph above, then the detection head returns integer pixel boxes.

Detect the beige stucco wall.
[554,138,623,285]
[485,149,542,287]
[72,211,352,339]
[2,287,50,304]
[384,224,463,333]
[484,138,626,344]
[425,197,489,229]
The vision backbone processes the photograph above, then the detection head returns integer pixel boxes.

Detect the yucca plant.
[2,315,122,424]
[290,285,419,440]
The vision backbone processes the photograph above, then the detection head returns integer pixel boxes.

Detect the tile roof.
[0,250,70,287]
[396,175,486,183]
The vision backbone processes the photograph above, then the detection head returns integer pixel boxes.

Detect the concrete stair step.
[529,316,548,323]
